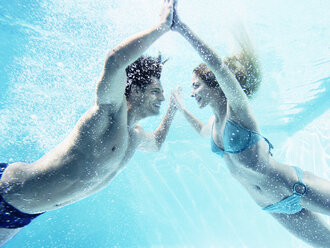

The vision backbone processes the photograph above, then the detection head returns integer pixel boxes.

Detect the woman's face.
[191,73,214,108]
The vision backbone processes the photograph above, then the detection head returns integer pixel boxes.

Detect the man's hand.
[160,0,175,31]
[170,86,185,111]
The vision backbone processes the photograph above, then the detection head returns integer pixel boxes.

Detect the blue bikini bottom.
[263,166,307,214]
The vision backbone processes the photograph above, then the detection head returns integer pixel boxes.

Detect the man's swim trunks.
[0,163,43,229]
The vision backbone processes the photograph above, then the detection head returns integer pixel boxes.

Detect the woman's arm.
[182,110,213,138]
[172,87,212,138]
[171,3,256,126]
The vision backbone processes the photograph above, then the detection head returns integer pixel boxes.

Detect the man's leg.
[0,228,21,247]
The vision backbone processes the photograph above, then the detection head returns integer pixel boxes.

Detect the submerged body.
[2,101,133,213]
[210,117,308,212]
[171,1,330,247]
[209,113,311,212]
[0,0,177,246]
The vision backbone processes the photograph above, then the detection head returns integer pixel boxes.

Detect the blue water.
[1,0,329,247]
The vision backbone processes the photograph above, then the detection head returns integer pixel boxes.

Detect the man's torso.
[2,100,141,213]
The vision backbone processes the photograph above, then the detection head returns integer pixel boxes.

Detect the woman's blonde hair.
[193,30,261,98]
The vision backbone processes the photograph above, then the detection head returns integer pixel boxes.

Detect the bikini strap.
[292,166,304,181]
[262,136,274,156]
[292,166,306,196]
[249,130,274,156]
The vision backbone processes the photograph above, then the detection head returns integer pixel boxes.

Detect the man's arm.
[137,90,177,152]
[96,0,175,108]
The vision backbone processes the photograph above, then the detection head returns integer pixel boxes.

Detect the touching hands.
[170,86,185,111]
[160,0,175,31]
[170,0,183,31]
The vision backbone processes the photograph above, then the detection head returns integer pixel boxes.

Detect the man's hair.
[125,55,167,98]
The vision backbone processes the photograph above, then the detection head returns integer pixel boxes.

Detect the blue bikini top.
[211,120,273,158]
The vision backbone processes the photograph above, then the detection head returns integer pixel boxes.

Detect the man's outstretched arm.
[96,0,175,108]
[137,88,178,152]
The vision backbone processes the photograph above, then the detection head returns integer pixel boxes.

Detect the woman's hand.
[159,0,175,31]
[170,86,185,111]
[170,0,183,31]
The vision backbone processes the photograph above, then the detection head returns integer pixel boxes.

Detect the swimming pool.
[0,0,329,247]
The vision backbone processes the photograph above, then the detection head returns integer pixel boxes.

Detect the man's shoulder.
[79,101,128,128]
[96,98,128,114]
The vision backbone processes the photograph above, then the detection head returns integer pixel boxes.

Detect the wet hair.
[193,64,219,88]
[125,55,167,98]
[193,50,261,98]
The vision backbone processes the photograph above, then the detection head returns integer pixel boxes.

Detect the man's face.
[140,77,165,116]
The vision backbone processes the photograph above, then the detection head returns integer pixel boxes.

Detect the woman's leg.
[302,171,330,215]
[271,209,330,248]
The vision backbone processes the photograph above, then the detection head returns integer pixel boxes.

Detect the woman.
[170,2,330,247]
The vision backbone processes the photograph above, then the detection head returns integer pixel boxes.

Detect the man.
[0,0,176,246]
